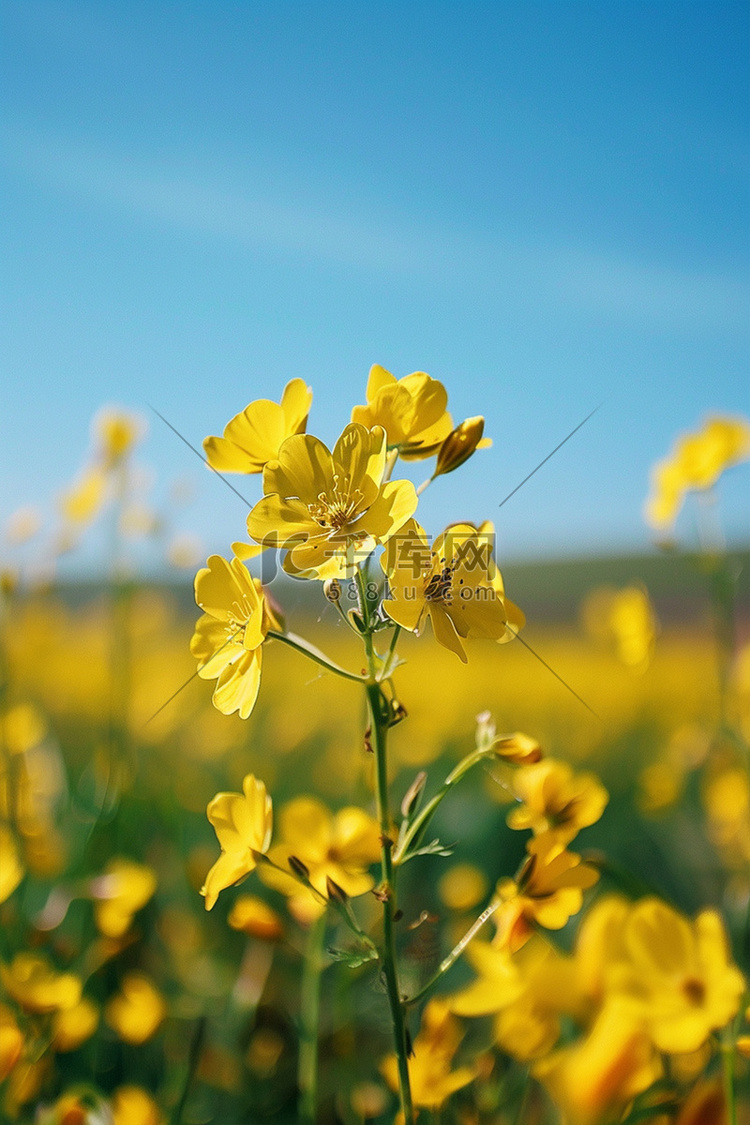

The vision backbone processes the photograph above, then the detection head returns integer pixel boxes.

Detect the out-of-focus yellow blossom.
[438,863,488,913]
[382,520,514,663]
[0,1005,23,1081]
[433,416,491,477]
[191,554,280,720]
[493,834,599,952]
[166,533,204,570]
[61,468,107,525]
[52,997,99,1051]
[351,365,454,459]
[203,379,313,474]
[610,899,745,1054]
[111,1086,164,1125]
[0,954,81,1013]
[507,758,609,845]
[703,767,750,868]
[227,895,284,941]
[92,859,157,938]
[638,760,684,813]
[534,997,662,1125]
[1,702,46,755]
[95,408,145,468]
[202,774,273,911]
[381,999,477,1111]
[582,584,657,673]
[572,894,630,1007]
[247,423,417,580]
[645,414,750,532]
[260,797,380,924]
[105,973,166,1044]
[5,506,41,545]
[491,731,543,764]
[0,824,24,903]
[450,937,580,1062]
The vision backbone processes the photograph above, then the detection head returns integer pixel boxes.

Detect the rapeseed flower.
[382,520,513,662]
[203,379,312,474]
[202,774,273,910]
[0,824,24,903]
[191,554,280,719]
[610,898,745,1053]
[433,416,491,477]
[381,999,477,1112]
[0,1005,23,1081]
[52,998,99,1052]
[92,859,157,938]
[247,423,417,579]
[0,954,81,1014]
[105,973,166,1045]
[112,1086,164,1125]
[507,759,609,845]
[351,365,453,459]
[259,796,380,923]
[493,834,599,952]
[645,414,750,533]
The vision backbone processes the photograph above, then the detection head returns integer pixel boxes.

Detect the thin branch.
[149,405,254,508]
[498,404,602,510]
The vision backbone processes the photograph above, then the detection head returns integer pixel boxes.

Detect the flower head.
[191,554,280,719]
[382,520,515,662]
[202,774,273,910]
[259,796,380,923]
[92,859,157,938]
[105,973,166,1045]
[381,999,477,1111]
[247,423,417,579]
[351,365,453,459]
[507,759,609,846]
[203,379,313,474]
[0,954,82,1014]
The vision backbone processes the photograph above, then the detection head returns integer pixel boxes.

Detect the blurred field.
[2,546,749,1122]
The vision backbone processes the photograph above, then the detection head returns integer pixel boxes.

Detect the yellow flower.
[0,824,24,904]
[60,467,107,525]
[92,859,157,938]
[246,423,417,580]
[52,997,99,1052]
[111,1086,164,1125]
[259,797,380,924]
[202,774,273,911]
[105,973,166,1044]
[382,520,513,663]
[493,834,599,952]
[190,554,280,719]
[645,414,750,532]
[0,1005,23,1081]
[507,759,609,845]
[610,898,745,1053]
[203,379,313,474]
[438,863,488,913]
[582,584,657,673]
[534,997,662,1125]
[572,894,631,1007]
[381,999,477,1111]
[227,895,284,941]
[491,731,543,764]
[95,408,145,468]
[0,954,82,1013]
[351,364,453,459]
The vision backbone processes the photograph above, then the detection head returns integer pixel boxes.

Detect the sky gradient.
[2,0,748,576]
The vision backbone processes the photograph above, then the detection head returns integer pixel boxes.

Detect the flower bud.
[434,417,490,478]
[323,578,342,602]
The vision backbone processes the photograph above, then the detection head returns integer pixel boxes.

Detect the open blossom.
[202,774,273,910]
[645,414,750,532]
[0,954,82,1014]
[259,797,380,924]
[92,859,157,938]
[351,365,454,459]
[382,520,516,662]
[507,759,609,846]
[381,999,477,1111]
[247,423,417,579]
[191,554,280,719]
[203,378,313,474]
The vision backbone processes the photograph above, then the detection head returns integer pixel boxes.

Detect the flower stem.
[393,747,493,863]
[722,1026,737,1125]
[299,911,327,1124]
[267,630,364,683]
[405,897,500,1007]
[366,679,414,1125]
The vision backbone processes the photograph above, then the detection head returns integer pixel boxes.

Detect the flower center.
[681,977,706,1006]
[307,476,364,532]
[424,554,456,603]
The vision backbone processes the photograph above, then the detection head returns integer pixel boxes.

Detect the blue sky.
[2,0,748,575]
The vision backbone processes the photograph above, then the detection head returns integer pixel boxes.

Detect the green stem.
[299,911,327,1124]
[406,898,500,1006]
[267,630,364,683]
[171,1015,207,1125]
[722,1027,737,1125]
[394,747,495,863]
